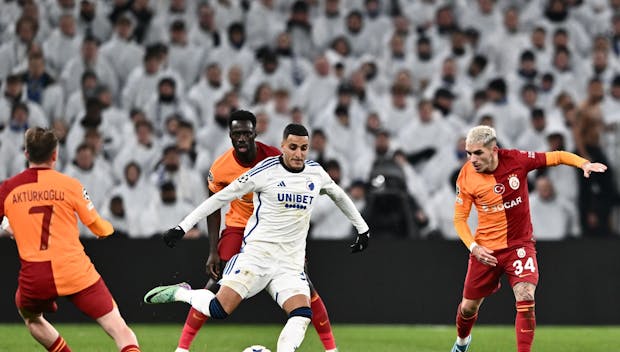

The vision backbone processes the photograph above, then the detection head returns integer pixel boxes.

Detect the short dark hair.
[170,19,186,32]
[82,34,100,46]
[11,101,29,116]
[228,110,256,129]
[531,108,545,119]
[228,22,245,36]
[81,70,98,84]
[487,78,507,96]
[520,50,535,62]
[25,127,58,164]
[6,74,23,85]
[292,0,309,13]
[158,77,176,88]
[283,123,309,139]
[176,119,194,130]
[162,144,178,155]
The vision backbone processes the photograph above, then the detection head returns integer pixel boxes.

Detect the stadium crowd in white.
[0,0,619,240]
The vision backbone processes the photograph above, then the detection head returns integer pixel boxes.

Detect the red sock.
[178,307,209,349]
[516,300,536,352]
[120,345,141,352]
[47,336,71,352]
[310,293,337,350]
[456,303,478,339]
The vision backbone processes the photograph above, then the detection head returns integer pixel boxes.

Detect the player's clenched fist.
[350,230,370,253]
[163,226,185,248]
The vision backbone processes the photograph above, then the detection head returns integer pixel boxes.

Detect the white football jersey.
[179,156,368,265]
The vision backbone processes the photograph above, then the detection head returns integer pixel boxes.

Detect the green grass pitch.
[0,324,618,351]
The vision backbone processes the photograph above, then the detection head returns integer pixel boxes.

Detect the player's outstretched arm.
[545,151,607,178]
[167,173,257,248]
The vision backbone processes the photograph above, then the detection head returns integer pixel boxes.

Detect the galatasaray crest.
[508,174,520,190]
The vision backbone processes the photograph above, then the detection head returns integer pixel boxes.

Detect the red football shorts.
[218,226,244,261]
[15,287,58,315]
[463,243,539,300]
[16,277,115,319]
[67,278,116,319]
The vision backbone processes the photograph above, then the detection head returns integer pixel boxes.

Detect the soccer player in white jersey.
[144,123,370,352]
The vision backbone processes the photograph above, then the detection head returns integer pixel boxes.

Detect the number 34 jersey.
[0,168,102,296]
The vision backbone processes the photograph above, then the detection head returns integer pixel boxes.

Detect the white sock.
[277,316,310,352]
[456,335,470,345]
[175,288,215,317]
[173,286,192,303]
[174,348,189,352]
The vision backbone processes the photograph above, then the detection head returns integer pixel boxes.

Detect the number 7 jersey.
[0,168,102,296]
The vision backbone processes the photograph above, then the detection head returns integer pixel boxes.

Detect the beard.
[159,94,175,103]
[161,196,176,204]
[164,163,179,172]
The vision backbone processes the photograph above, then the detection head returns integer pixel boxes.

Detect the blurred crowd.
[0,0,619,240]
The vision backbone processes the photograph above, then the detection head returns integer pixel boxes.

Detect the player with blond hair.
[450,125,607,352]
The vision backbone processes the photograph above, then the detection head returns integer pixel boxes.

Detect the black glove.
[350,230,369,253]
[163,226,186,248]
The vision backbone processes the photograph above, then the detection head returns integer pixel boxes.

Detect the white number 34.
[513,257,536,276]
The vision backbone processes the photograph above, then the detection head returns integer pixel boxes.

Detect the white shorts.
[219,250,310,307]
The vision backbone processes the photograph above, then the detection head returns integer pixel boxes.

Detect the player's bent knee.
[289,306,312,319]
[460,305,478,317]
[460,299,482,316]
[208,298,229,319]
[19,308,42,322]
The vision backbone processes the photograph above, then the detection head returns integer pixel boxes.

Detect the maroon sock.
[515,300,536,352]
[47,336,71,352]
[456,303,478,339]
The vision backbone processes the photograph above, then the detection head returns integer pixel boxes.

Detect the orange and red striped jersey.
[0,167,102,295]
[454,149,587,250]
[208,141,281,228]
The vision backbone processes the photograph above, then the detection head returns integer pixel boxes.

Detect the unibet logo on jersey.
[277,192,315,209]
